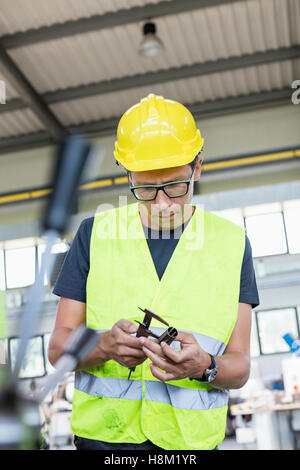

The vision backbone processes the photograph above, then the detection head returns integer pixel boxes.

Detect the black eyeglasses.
[129,166,196,201]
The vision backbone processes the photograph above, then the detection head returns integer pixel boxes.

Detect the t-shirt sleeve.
[239,234,260,309]
[52,217,94,303]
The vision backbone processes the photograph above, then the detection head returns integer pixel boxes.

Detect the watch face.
[206,368,218,383]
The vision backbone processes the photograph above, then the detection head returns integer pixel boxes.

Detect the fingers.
[148,364,175,382]
[160,342,184,363]
[139,335,200,382]
[109,319,148,368]
[141,346,178,382]
[110,321,198,374]
[175,331,197,344]
[140,339,179,379]
[139,336,185,363]
[113,319,141,349]
[116,319,138,334]
[139,337,167,357]
[118,345,146,358]
[141,344,170,370]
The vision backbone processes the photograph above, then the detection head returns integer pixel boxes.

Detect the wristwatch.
[190,354,218,383]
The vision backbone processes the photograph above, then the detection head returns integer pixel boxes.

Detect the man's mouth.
[158,213,174,218]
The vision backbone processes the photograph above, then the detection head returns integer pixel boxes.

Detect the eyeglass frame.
[128,164,197,201]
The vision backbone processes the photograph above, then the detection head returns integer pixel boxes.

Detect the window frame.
[245,211,289,259]
[283,208,300,255]
[254,306,300,356]
[4,245,37,290]
[8,334,47,380]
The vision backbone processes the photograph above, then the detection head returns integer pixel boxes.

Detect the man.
[49,93,259,450]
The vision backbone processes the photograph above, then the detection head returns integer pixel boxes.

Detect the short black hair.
[188,152,202,170]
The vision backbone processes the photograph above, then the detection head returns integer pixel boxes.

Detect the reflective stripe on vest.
[71,203,245,450]
[75,327,228,410]
[75,372,229,411]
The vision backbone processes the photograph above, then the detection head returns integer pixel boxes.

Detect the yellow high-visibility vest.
[71,203,245,450]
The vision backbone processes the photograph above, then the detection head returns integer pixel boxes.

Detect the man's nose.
[154,187,170,206]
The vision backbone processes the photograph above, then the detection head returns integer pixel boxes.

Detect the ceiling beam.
[0,45,65,141]
[0,131,53,154]
[1,46,299,114]
[0,88,292,155]
[67,88,292,136]
[0,0,244,49]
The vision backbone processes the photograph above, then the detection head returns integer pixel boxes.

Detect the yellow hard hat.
[114,93,204,171]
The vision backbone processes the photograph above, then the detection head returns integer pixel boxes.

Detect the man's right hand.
[100,319,147,368]
[48,298,148,371]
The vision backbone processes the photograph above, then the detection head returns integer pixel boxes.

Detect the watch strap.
[189,354,217,382]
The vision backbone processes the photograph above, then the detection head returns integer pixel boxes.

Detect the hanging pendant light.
[139,21,165,58]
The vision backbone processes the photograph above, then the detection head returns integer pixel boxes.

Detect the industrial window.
[7,333,56,379]
[245,212,287,258]
[0,250,5,290]
[256,308,299,355]
[9,335,46,379]
[37,241,69,286]
[212,208,245,228]
[0,338,6,364]
[5,246,36,289]
[283,201,300,254]
[250,311,260,358]
[43,332,55,375]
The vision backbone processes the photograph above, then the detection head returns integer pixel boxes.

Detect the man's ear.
[115,160,128,174]
[124,167,131,183]
[194,156,203,182]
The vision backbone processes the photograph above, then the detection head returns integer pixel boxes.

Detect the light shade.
[139,22,165,58]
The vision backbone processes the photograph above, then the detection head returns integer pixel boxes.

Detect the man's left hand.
[138,331,211,382]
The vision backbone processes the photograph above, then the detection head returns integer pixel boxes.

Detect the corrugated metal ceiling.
[0,0,172,34]
[0,109,44,137]
[1,58,298,139]
[0,70,18,100]
[6,0,297,93]
[48,60,300,125]
[0,0,299,146]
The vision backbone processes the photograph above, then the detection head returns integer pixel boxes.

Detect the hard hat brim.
[116,150,203,172]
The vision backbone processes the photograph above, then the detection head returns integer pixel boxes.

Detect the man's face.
[129,157,202,229]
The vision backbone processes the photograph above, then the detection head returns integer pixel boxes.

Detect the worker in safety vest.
[49,94,259,450]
